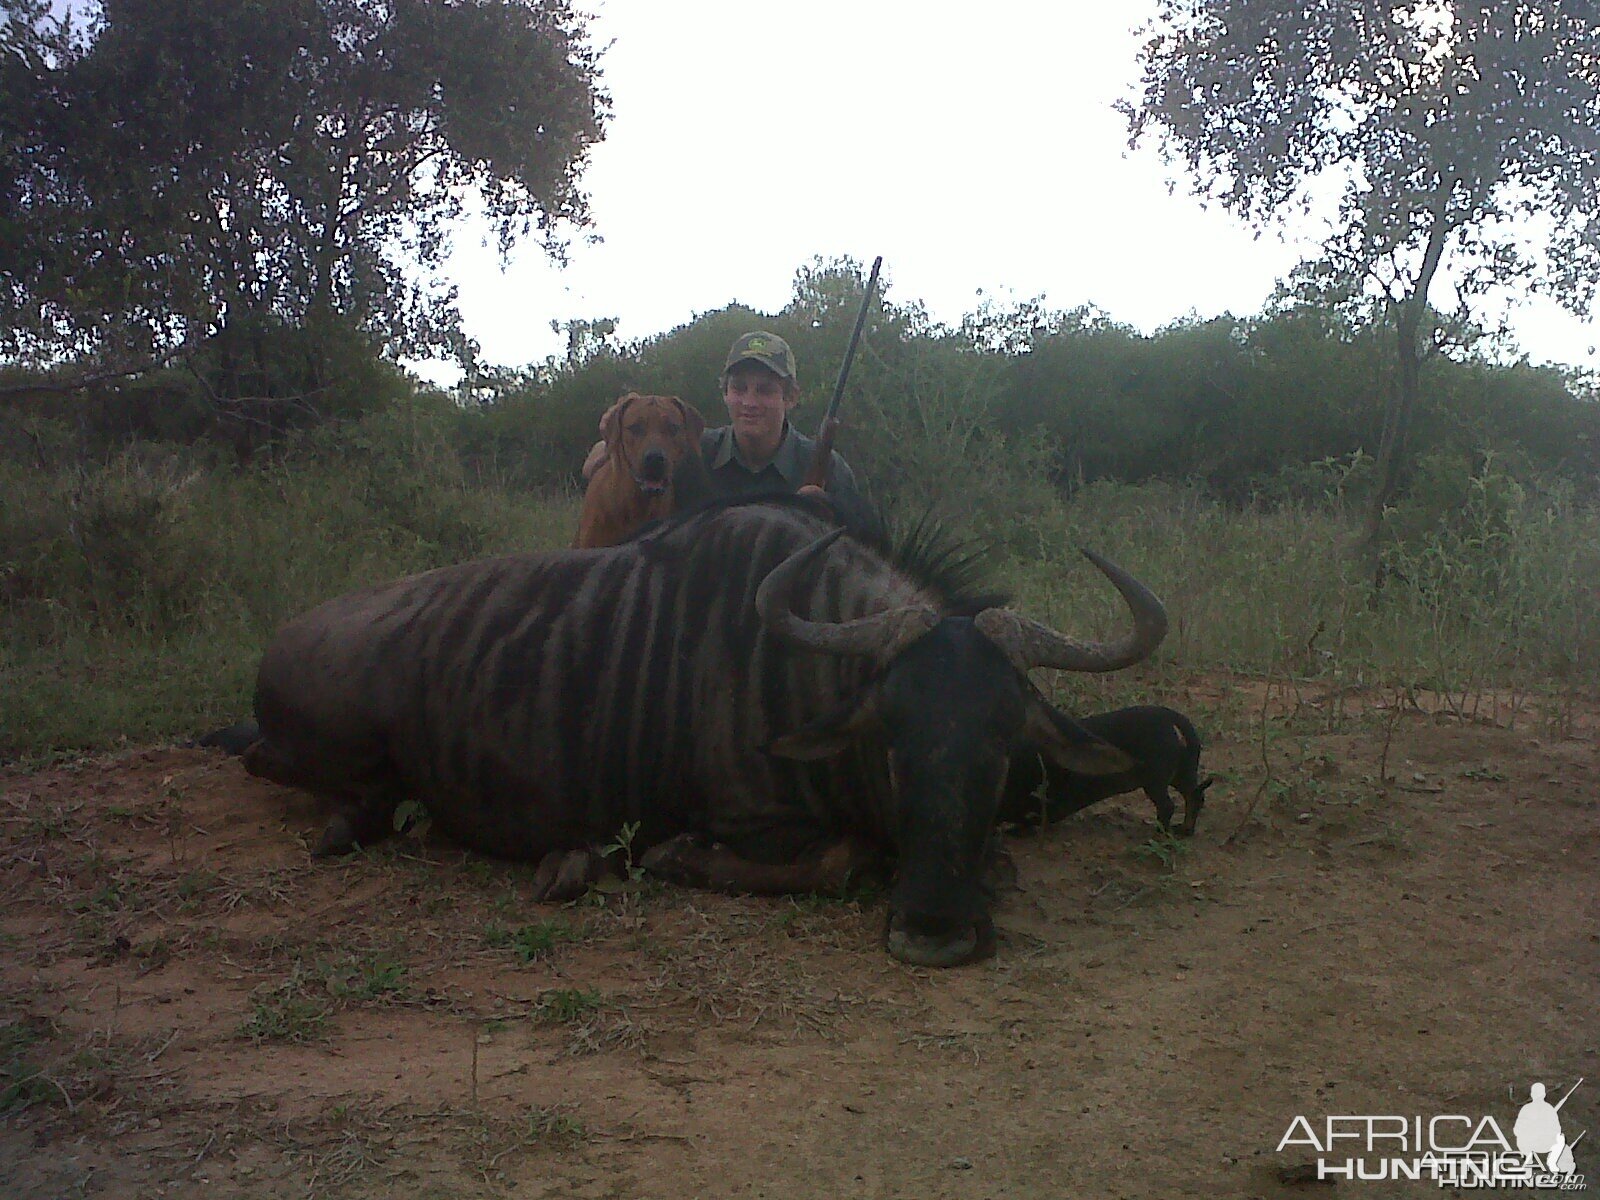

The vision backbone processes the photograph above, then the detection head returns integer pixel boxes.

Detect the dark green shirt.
[700,422,868,523]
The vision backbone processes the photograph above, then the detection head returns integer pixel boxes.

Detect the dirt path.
[3,683,1596,1198]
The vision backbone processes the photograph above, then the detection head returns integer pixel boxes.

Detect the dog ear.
[673,397,706,442]
[601,395,634,447]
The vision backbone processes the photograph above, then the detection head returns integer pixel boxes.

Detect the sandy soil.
[2,677,1596,1199]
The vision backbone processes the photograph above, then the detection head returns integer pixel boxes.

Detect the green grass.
[325,954,410,1002]
[535,988,602,1025]
[239,982,333,1045]
[482,920,574,963]
[1132,826,1191,872]
[0,1018,52,1114]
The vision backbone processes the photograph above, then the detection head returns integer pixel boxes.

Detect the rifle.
[803,255,882,489]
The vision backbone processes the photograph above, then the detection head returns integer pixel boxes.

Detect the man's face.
[723,363,793,446]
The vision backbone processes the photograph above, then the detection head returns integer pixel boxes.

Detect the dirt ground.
[2,676,1596,1199]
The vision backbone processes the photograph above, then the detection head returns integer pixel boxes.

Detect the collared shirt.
[700,421,868,523]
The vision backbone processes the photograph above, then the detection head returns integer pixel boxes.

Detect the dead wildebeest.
[1002,704,1211,836]
[203,497,1166,968]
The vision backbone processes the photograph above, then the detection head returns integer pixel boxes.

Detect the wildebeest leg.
[312,787,401,857]
[241,738,398,857]
[1145,784,1177,832]
[531,847,615,902]
[983,833,1018,896]
[1174,778,1211,837]
[1039,762,1112,823]
[640,833,878,895]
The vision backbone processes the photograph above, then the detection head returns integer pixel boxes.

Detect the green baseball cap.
[724,331,797,383]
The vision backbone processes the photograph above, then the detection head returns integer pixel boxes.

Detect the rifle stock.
[803,416,841,489]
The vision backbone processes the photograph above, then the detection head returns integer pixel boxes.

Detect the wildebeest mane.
[632,492,1009,614]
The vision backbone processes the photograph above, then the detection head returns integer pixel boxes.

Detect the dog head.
[601,394,706,497]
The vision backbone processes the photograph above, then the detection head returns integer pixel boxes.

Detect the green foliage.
[1125,1,1600,311]
[1124,0,1600,558]
[4,257,1600,764]
[483,920,575,963]
[535,988,602,1024]
[0,401,576,760]
[239,971,333,1045]
[1134,827,1190,872]
[599,821,644,883]
[0,1016,53,1114]
[1,0,609,373]
[325,955,410,1002]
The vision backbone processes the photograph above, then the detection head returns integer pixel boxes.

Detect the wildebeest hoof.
[532,847,610,901]
[638,832,711,887]
[312,814,360,858]
[885,911,996,968]
[982,845,1019,896]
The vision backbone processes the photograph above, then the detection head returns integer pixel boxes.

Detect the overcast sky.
[425,0,1598,378]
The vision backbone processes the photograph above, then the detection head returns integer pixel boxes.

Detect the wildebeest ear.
[1024,699,1134,775]
[766,688,883,761]
[672,396,706,441]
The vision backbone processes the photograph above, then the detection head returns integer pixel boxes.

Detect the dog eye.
[624,422,645,437]
[665,423,681,437]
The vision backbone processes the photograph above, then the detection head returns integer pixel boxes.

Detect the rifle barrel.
[822,255,883,426]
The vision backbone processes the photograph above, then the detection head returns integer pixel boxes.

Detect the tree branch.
[0,336,205,397]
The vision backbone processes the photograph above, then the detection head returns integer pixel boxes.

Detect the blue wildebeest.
[218,498,1166,967]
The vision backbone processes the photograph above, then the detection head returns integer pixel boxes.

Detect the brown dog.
[574,393,707,548]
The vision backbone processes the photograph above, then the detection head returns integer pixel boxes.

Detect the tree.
[1,0,607,427]
[1122,0,1600,561]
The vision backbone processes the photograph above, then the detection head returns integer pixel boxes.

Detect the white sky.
[427,0,1599,378]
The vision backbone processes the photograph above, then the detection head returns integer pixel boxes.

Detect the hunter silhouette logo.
[1515,1080,1585,1177]
[1277,1076,1588,1188]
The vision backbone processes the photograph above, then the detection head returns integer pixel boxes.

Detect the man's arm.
[811,452,873,531]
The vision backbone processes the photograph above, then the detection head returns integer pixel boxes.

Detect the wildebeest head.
[757,529,1168,968]
[602,393,705,496]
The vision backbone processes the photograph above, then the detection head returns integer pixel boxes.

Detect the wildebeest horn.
[756,529,940,661]
[974,548,1167,673]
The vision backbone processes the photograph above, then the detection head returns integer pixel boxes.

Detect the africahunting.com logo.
[1278,1078,1587,1189]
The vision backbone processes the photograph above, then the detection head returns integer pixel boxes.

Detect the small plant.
[0,1019,53,1115]
[535,988,602,1025]
[326,954,410,1002]
[133,937,172,969]
[599,820,644,883]
[482,919,575,961]
[524,1104,586,1142]
[175,869,217,908]
[240,972,332,1044]
[1133,827,1190,872]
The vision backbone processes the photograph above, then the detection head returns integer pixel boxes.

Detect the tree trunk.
[1359,302,1422,578]
[1359,181,1455,587]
